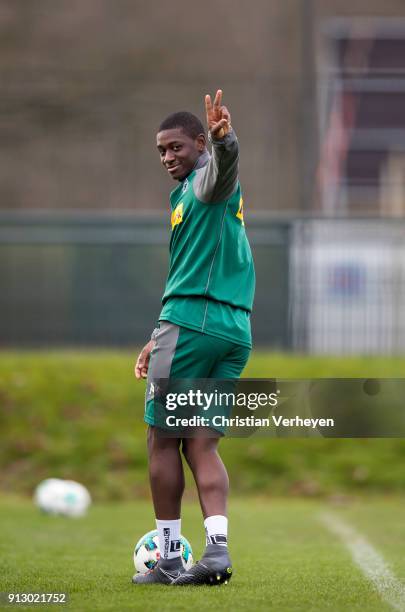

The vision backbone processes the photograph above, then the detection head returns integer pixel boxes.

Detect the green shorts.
[144,321,251,434]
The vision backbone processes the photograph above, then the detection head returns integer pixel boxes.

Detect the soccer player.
[133,90,255,586]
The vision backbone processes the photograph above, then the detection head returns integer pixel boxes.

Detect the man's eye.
[173,146,181,151]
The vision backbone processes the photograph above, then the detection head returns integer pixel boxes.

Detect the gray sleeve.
[193,129,239,204]
[150,327,159,341]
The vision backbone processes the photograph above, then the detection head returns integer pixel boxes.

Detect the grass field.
[2,351,405,499]
[1,351,405,610]
[1,495,405,611]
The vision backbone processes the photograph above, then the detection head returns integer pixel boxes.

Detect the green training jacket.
[159,129,255,348]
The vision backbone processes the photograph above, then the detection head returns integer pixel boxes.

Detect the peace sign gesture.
[205,89,231,139]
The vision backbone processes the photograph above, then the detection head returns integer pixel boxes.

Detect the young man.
[133,90,255,586]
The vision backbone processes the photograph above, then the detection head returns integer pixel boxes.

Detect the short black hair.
[158,111,205,139]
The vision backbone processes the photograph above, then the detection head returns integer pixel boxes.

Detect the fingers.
[213,118,228,130]
[135,362,148,379]
[210,118,230,138]
[205,94,212,117]
[135,351,149,379]
[134,357,143,379]
[213,89,222,110]
[221,105,231,122]
[135,339,155,380]
[205,90,231,138]
[205,89,223,122]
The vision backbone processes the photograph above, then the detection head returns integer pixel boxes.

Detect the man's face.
[156,128,205,181]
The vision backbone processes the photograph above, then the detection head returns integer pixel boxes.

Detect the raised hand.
[205,89,231,139]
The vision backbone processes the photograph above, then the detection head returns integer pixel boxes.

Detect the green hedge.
[1,351,405,499]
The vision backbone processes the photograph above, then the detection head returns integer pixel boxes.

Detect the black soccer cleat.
[173,544,232,586]
[132,559,185,585]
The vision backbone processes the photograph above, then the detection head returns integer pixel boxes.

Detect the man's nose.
[164,150,176,164]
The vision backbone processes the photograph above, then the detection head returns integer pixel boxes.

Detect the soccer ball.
[133,529,193,574]
[34,478,91,518]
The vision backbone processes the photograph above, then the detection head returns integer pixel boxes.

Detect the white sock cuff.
[204,515,228,523]
[156,518,181,559]
[156,518,181,527]
[204,515,228,546]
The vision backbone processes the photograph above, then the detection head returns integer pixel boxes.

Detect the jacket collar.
[192,149,210,172]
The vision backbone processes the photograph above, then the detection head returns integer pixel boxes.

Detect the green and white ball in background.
[34,478,91,517]
[133,529,193,574]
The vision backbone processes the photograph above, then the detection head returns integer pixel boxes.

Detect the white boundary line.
[320,512,405,612]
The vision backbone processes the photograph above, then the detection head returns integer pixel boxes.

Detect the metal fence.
[291,219,405,354]
[0,213,290,349]
[1,213,405,354]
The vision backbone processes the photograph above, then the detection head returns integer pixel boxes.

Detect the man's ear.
[196,133,206,152]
